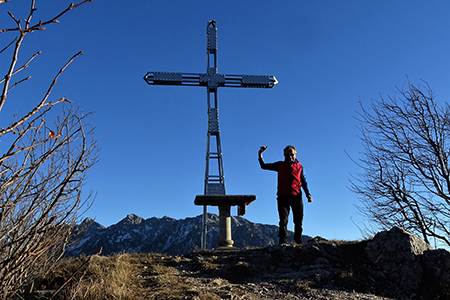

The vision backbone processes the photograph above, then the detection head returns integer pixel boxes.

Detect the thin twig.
[0,37,17,55]
[0,51,41,85]
[0,51,82,137]
[7,76,31,92]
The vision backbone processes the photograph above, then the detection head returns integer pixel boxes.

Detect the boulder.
[421,248,450,297]
[364,226,432,290]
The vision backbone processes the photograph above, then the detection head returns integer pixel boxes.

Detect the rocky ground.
[142,227,450,300]
[143,239,411,300]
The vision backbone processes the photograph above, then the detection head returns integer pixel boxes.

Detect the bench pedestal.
[194,195,256,249]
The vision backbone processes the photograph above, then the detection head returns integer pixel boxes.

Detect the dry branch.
[351,81,450,247]
[0,0,96,298]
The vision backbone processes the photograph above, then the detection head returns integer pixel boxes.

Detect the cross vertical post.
[144,20,277,249]
[202,21,225,248]
[205,21,225,196]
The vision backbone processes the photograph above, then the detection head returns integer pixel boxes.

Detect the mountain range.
[68,213,310,256]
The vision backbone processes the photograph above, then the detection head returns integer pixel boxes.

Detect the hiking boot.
[279,239,288,245]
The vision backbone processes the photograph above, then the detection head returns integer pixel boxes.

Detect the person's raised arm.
[258,146,268,160]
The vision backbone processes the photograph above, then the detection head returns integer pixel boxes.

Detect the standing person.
[258,145,313,245]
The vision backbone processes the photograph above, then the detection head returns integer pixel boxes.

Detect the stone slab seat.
[194,195,256,206]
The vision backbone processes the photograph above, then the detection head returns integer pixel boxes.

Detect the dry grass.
[58,253,145,300]
[38,252,221,300]
[293,280,315,292]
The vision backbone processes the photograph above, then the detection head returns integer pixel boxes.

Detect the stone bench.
[194,195,256,249]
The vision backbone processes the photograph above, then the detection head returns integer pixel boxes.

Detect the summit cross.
[144,20,277,249]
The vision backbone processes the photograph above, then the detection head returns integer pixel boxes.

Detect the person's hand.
[307,195,313,203]
[259,146,268,154]
[258,146,268,159]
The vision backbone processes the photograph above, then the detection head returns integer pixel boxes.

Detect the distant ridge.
[68,213,310,256]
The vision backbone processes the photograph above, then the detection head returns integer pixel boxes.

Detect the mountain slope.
[68,213,309,256]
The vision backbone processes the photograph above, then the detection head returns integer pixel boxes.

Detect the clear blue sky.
[1,0,449,242]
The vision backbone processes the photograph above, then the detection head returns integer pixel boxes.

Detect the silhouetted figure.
[258,145,313,244]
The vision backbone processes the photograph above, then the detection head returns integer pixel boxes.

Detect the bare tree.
[0,0,98,297]
[351,80,450,247]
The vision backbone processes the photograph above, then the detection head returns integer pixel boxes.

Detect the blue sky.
[1,0,449,242]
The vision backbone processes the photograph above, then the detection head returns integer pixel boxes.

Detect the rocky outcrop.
[365,226,432,290]
[175,227,449,299]
[364,226,450,297]
[421,248,450,297]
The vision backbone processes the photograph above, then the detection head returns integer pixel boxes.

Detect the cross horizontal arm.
[144,71,278,88]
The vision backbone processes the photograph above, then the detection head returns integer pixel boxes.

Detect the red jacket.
[259,158,311,197]
[278,160,303,196]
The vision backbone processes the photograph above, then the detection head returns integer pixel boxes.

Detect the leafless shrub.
[351,80,450,248]
[0,0,97,298]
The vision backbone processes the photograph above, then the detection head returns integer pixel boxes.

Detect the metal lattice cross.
[144,20,277,249]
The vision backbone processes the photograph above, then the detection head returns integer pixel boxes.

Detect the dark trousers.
[277,194,304,244]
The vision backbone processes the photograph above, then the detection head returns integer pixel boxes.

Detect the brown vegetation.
[0,1,98,297]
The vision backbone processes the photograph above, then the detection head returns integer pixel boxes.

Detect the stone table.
[194,195,256,249]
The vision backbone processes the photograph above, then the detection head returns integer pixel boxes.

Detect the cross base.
[194,195,256,249]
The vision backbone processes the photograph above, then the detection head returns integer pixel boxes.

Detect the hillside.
[23,227,450,300]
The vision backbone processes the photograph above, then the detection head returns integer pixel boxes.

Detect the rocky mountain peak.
[119,213,143,225]
[78,217,104,230]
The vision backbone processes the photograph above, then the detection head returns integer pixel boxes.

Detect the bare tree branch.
[351,80,450,247]
[0,37,17,55]
[0,1,96,297]
[0,50,81,137]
